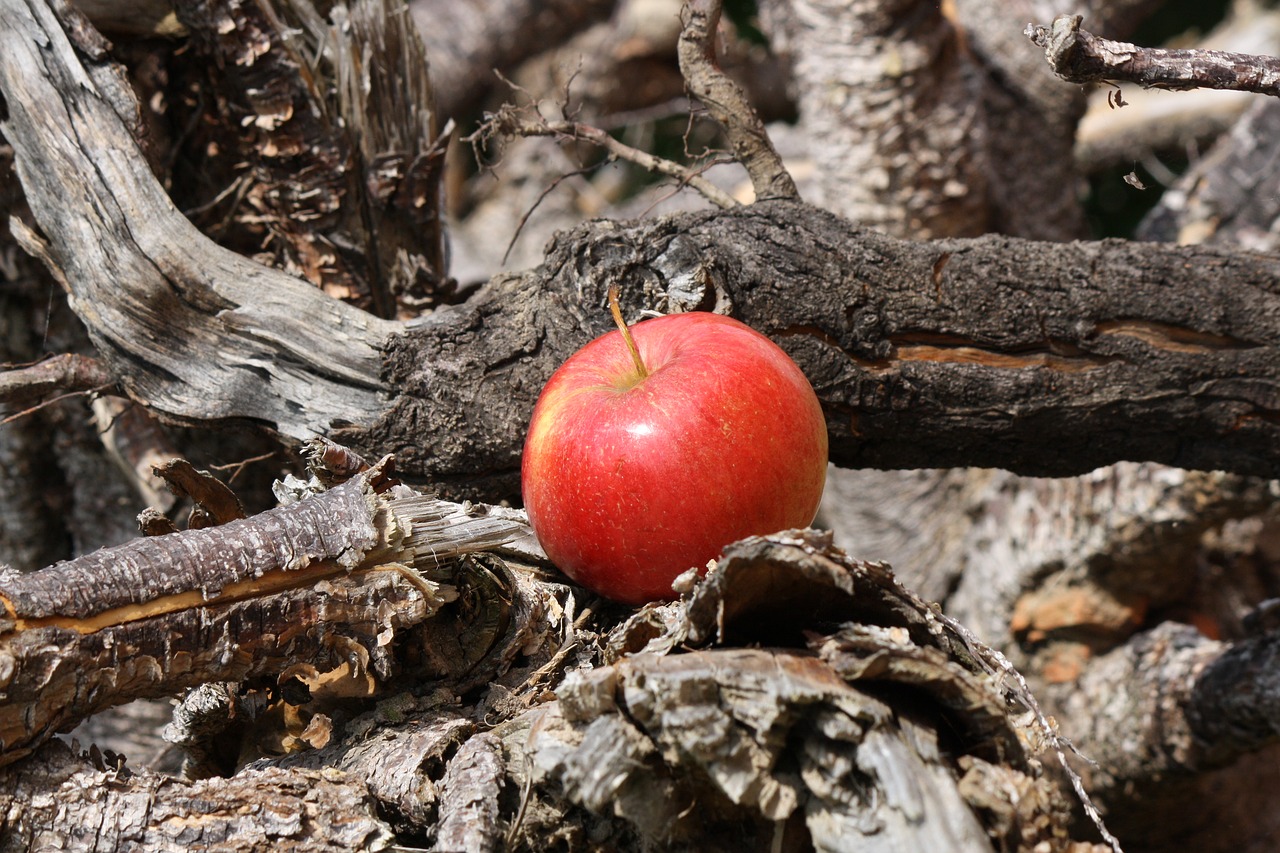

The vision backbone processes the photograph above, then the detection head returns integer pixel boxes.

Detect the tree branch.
[370,202,1280,497]
[0,460,525,765]
[474,104,740,210]
[0,354,114,408]
[1027,14,1280,97]
[0,0,396,439]
[678,0,798,201]
[7,0,1280,501]
[0,740,396,851]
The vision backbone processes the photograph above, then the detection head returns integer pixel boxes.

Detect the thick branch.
[369,201,1280,497]
[0,740,395,851]
[1027,14,1280,96]
[7,2,1280,497]
[0,0,395,438]
[1047,619,1280,838]
[0,464,524,764]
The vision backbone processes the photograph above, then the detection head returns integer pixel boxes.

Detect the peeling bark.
[0,463,525,764]
[0,740,396,852]
[8,0,1280,497]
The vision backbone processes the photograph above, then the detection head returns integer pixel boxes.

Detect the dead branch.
[1027,14,1280,97]
[0,0,396,438]
[0,460,525,765]
[0,740,396,851]
[678,0,798,201]
[0,354,114,408]
[170,0,451,316]
[7,0,1280,500]
[475,103,739,209]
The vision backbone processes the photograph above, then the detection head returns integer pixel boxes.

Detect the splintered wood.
[0,461,522,766]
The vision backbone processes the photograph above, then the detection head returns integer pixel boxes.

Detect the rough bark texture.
[370,204,1280,498]
[0,524,1108,851]
[0,739,396,852]
[0,463,523,764]
[170,0,451,316]
[12,0,1280,500]
[0,0,395,438]
[759,0,995,237]
[1029,13,1280,97]
[7,1,1280,850]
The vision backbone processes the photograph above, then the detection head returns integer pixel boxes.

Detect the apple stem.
[609,286,649,379]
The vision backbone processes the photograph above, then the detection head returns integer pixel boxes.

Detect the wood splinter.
[0,456,526,767]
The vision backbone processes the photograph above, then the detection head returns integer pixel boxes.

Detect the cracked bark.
[0,462,526,764]
[10,0,1280,501]
[5,1,1280,849]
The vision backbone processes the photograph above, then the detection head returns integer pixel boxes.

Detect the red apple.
[521,307,828,605]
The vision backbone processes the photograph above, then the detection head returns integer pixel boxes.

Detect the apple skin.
[521,311,828,605]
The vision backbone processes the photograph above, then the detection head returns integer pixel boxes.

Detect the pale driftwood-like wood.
[0,0,396,439]
[7,0,1280,498]
[0,525,1110,850]
[503,532,1093,852]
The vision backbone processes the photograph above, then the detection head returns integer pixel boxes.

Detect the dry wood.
[8,0,1280,499]
[1028,14,1280,97]
[168,0,450,316]
[0,354,113,410]
[0,0,397,439]
[1,739,397,851]
[0,461,524,765]
[678,0,798,202]
[373,203,1280,496]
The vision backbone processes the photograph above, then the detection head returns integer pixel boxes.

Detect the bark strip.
[0,463,524,765]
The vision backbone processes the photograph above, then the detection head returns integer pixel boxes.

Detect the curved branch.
[0,0,396,439]
[5,0,1280,499]
[678,0,798,202]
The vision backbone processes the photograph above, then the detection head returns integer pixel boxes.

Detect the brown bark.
[11,0,1280,501]
[0,462,524,764]
[6,1,1280,850]
[168,0,450,316]
[0,739,397,851]
[0,520,1107,850]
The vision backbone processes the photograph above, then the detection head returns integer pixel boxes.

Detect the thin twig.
[0,385,114,425]
[501,163,600,267]
[677,0,798,201]
[475,106,739,211]
[1026,15,1280,97]
[0,353,113,407]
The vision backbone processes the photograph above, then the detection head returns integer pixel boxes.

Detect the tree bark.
[8,0,1280,500]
